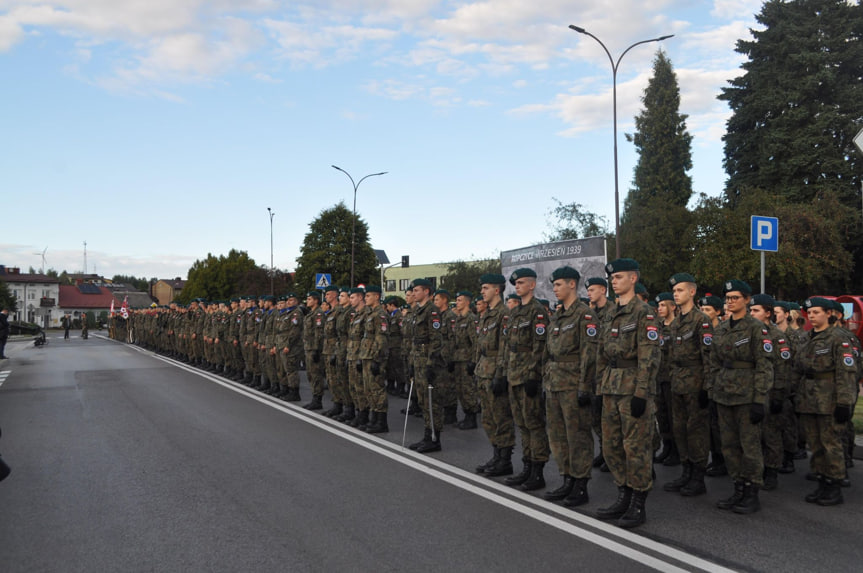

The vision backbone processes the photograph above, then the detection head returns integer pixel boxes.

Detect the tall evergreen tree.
[294,202,378,291]
[619,50,694,291]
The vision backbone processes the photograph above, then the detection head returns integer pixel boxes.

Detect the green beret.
[412,278,432,289]
[509,268,537,285]
[285,292,299,300]
[723,279,752,296]
[804,297,832,311]
[349,287,365,295]
[365,285,382,294]
[506,293,520,301]
[586,277,607,288]
[383,296,397,305]
[537,299,550,308]
[479,273,506,285]
[655,292,674,303]
[324,285,339,293]
[699,295,724,312]
[306,290,321,300]
[262,295,275,302]
[648,300,658,308]
[579,297,590,304]
[750,294,775,309]
[434,289,450,298]
[789,302,801,311]
[774,301,791,312]
[605,258,639,274]
[456,290,473,299]
[404,281,414,293]
[550,266,580,283]
[635,283,648,295]
[669,273,696,287]
[339,287,350,294]
[230,297,240,302]
[831,299,845,315]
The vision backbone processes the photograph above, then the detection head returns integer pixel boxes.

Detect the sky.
[0,0,764,283]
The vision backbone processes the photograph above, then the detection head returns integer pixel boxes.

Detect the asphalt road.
[0,333,861,572]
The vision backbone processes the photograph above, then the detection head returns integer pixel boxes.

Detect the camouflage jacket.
[543,299,597,393]
[386,309,403,350]
[657,320,673,384]
[451,310,477,363]
[322,305,341,356]
[347,306,366,361]
[303,306,325,353]
[668,308,714,394]
[794,326,857,414]
[360,304,389,362]
[500,297,548,385]
[596,296,660,399]
[474,301,504,380]
[409,300,444,363]
[336,305,353,359]
[707,314,774,406]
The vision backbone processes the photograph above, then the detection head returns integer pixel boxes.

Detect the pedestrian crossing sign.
[315,273,332,290]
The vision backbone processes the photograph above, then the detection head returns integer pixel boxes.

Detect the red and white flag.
[120,295,129,319]
[110,299,115,317]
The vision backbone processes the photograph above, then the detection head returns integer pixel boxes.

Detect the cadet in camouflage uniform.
[663,273,714,497]
[383,296,407,399]
[708,280,773,515]
[700,294,728,478]
[361,286,390,433]
[345,288,368,428]
[434,290,459,425]
[253,296,273,391]
[408,279,446,453]
[302,291,326,410]
[228,298,244,381]
[830,301,862,478]
[322,286,345,417]
[243,297,262,385]
[474,274,517,476]
[654,292,678,467]
[773,301,804,473]
[452,291,479,430]
[333,288,356,423]
[586,277,610,470]
[277,294,305,401]
[542,266,597,507]
[499,268,550,491]
[795,297,857,505]
[595,259,660,529]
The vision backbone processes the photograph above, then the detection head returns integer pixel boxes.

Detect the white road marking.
[143,351,735,573]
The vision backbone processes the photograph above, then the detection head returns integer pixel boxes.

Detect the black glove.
[698,389,710,409]
[834,404,851,424]
[409,364,415,378]
[769,398,784,415]
[447,361,456,373]
[524,379,540,398]
[577,391,592,407]
[491,376,508,396]
[312,351,321,364]
[466,362,476,376]
[370,361,381,376]
[329,355,336,366]
[355,359,363,373]
[749,403,765,424]
[426,366,437,383]
[630,396,646,418]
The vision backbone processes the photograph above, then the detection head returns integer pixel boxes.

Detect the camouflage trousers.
[591,394,603,445]
[260,348,275,383]
[656,380,674,440]
[363,359,388,412]
[453,362,479,414]
[546,389,593,478]
[709,401,723,462]
[761,399,794,469]
[324,354,346,404]
[279,352,301,389]
[305,350,326,397]
[780,398,799,454]
[477,377,515,448]
[801,414,846,480]
[348,358,368,411]
[386,347,406,386]
[602,394,656,492]
[437,370,457,409]
[716,403,764,486]
[509,384,549,462]
[242,341,257,374]
[672,392,710,467]
[411,352,443,432]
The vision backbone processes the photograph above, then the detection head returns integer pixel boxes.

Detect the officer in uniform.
[499,268,550,492]
[663,273,714,497]
[302,291,326,410]
[361,286,390,433]
[474,274,516,475]
[452,291,480,430]
[709,280,773,514]
[542,266,597,507]
[796,297,857,505]
[408,278,446,453]
[595,259,660,529]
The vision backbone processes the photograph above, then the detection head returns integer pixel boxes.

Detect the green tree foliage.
[111,274,155,292]
[294,202,378,291]
[544,198,609,241]
[178,249,266,303]
[689,188,854,299]
[620,50,694,291]
[443,259,502,295]
[0,280,18,312]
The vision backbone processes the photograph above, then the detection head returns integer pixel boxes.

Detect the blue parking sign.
[750,216,778,252]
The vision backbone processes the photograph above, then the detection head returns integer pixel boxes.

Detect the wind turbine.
[32,247,48,274]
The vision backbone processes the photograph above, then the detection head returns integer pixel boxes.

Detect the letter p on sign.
[750,216,778,252]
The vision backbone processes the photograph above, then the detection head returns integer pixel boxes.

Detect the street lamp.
[569,25,673,259]
[331,165,388,286]
[267,207,275,296]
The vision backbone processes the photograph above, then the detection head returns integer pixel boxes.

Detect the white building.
[0,266,62,328]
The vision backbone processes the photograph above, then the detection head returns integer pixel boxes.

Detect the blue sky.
[0,0,762,282]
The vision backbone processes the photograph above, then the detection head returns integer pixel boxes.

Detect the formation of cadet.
[109,259,861,529]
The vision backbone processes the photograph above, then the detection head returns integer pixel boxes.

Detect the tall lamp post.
[331,165,388,286]
[267,207,275,296]
[568,25,673,259]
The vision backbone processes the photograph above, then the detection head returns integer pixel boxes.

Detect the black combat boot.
[336,404,356,423]
[409,428,432,450]
[366,411,389,434]
[778,451,796,474]
[457,411,477,430]
[680,465,707,497]
[286,387,302,401]
[360,411,376,431]
[618,490,648,529]
[476,447,500,474]
[303,395,323,410]
[386,380,396,395]
[762,467,779,491]
[596,486,632,520]
[731,482,760,514]
[443,405,458,425]
[716,481,745,510]
[350,409,369,428]
[504,459,533,487]
[258,379,271,393]
[521,461,546,491]
[397,383,408,399]
[543,475,575,501]
[654,439,674,463]
[416,430,441,453]
[663,461,692,492]
[267,383,281,396]
[662,442,680,466]
[485,446,514,477]
[323,402,343,418]
[563,478,590,507]
[805,476,826,503]
[706,452,727,477]
[815,478,844,506]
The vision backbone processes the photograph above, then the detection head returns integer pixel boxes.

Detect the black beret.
[306,291,322,300]
[550,266,580,283]
[434,289,451,298]
[669,273,696,287]
[479,273,506,286]
[635,283,648,295]
[509,268,537,285]
[605,258,639,274]
[412,278,432,289]
[723,279,752,296]
[456,291,473,299]
[349,287,365,295]
[699,295,724,312]
[586,277,607,288]
[365,285,382,294]
[750,293,775,309]
[324,285,339,293]
[804,297,832,311]
[655,292,674,303]
[774,301,791,312]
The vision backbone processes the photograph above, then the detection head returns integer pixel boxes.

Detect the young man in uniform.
[452,291,480,430]
[302,291,326,410]
[408,279,446,453]
[361,286,390,433]
[586,277,610,470]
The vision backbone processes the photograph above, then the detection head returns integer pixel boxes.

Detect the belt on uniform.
[413,338,429,345]
[673,359,702,368]
[552,354,580,362]
[805,370,835,380]
[722,360,754,369]
[609,359,638,368]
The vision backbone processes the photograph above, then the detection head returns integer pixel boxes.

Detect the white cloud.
[0,14,25,51]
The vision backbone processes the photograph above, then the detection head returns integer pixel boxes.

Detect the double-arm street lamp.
[569,25,673,259]
[331,165,388,286]
[267,207,275,296]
